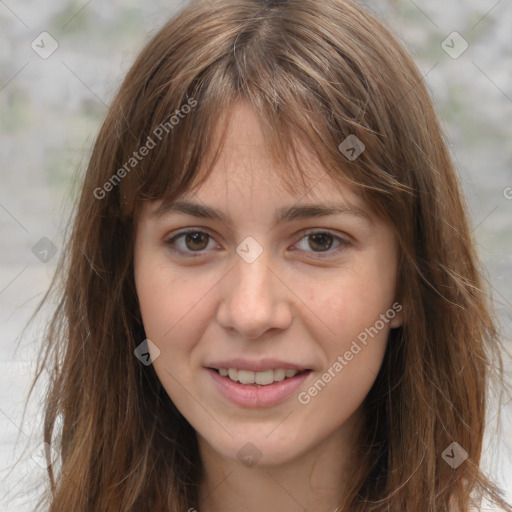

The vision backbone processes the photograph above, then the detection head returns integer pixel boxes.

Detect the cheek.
[134,245,187,343]
[135,260,173,338]
[310,268,396,335]
[301,255,397,372]
[134,241,197,333]
[134,263,199,391]
[137,272,200,343]
[134,255,219,380]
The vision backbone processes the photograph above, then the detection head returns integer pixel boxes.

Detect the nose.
[216,251,293,340]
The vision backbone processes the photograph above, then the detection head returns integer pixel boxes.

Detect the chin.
[200,428,307,469]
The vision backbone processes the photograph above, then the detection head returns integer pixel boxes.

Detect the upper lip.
[205,358,312,372]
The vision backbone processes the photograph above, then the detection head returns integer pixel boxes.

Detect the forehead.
[148,156,371,229]
[184,101,363,207]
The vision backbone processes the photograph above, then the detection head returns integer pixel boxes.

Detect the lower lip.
[207,368,311,408]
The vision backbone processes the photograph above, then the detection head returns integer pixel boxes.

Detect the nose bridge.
[217,247,292,338]
[230,249,275,315]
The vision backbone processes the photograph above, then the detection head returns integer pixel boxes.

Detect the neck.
[197,409,364,512]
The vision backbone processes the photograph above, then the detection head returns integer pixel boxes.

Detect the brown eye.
[184,232,209,251]
[166,230,217,256]
[292,230,349,258]
[307,233,334,252]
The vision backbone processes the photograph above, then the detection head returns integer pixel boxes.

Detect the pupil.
[309,234,332,252]
[183,233,333,252]
[186,232,208,251]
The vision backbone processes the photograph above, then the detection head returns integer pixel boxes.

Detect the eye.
[165,228,350,259]
[165,229,219,257]
[292,230,349,257]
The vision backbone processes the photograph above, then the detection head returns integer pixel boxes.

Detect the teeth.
[216,368,302,385]
[273,368,286,381]
[255,369,273,385]
[238,369,255,384]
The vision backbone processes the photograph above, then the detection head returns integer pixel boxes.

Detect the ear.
[389,301,403,329]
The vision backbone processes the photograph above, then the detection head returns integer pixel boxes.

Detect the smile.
[212,367,307,385]
[207,367,312,408]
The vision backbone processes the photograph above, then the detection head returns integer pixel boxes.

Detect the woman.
[28,0,512,510]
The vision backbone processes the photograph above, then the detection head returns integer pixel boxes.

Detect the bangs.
[119,73,362,223]
[113,1,414,225]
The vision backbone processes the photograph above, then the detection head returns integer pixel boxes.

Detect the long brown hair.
[25,0,511,510]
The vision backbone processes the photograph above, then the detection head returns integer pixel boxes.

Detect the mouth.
[208,367,311,386]
[206,367,312,408]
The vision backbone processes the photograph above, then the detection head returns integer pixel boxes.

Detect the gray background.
[1,1,511,510]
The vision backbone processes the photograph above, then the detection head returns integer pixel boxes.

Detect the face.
[133,101,402,469]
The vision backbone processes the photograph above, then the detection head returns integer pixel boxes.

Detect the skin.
[133,101,403,512]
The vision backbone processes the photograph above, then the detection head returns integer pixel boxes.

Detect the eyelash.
[164,228,350,259]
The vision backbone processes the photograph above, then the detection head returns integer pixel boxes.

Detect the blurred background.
[0,0,511,510]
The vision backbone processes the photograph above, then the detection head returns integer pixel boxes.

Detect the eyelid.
[290,228,350,258]
[164,227,351,258]
[165,227,221,257]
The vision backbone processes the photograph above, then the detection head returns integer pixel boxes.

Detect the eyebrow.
[152,200,371,224]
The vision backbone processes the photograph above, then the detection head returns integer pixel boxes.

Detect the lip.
[207,367,312,408]
[204,358,311,372]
